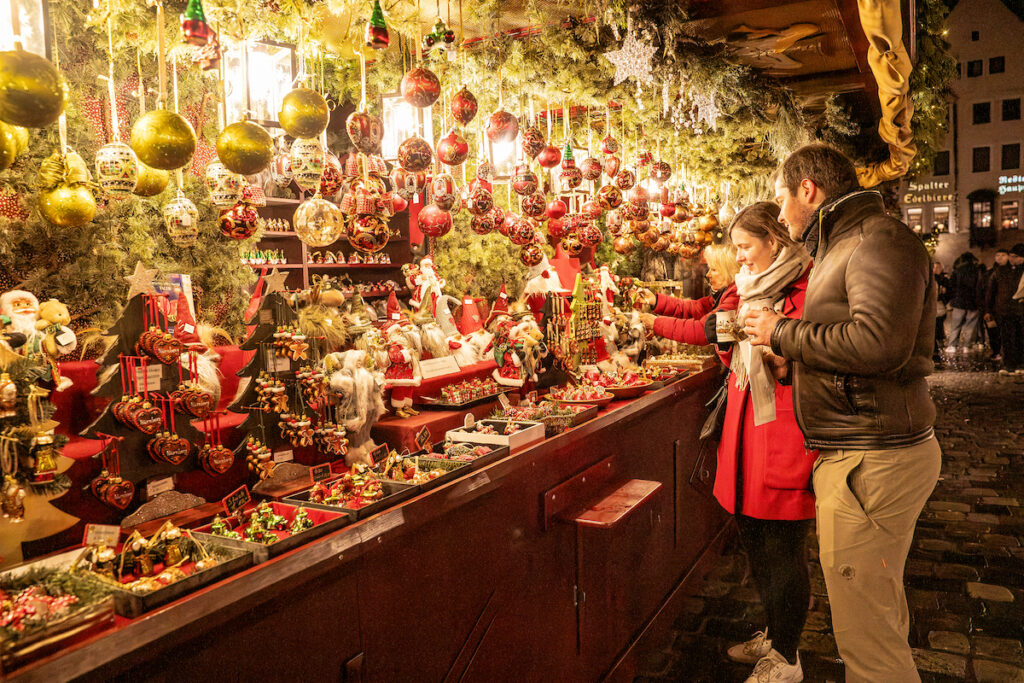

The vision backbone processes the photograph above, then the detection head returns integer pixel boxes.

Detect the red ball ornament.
[400,67,441,108]
[628,184,649,204]
[581,157,602,181]
[348,214,390,253]
[520,244,544,267]
[499,212,516,236]
[613,235,635,255]
[392,194,409,212]
[521,192,546,218]
[597,184,623,210]
[509,217,535,245]
[603,155,621,179]
[607,209,623,234]
[486,110,519,144]
[451,86,478,126]
[430,174,459,211]
[547,217,568,240]
[397,136,433,172]
[650,160,673,184]
[345,110,384,154]
[476,158,495,182]
[622,200,648,221]
[546,199,567,220]
[578,222,602,248]
[219,201,259,240]
[581,199,603,219]
[471,211,496,235]
[600,135,619,154]
[390,167,427,200]
[559,165,583,189]
[536,144,561,169]
[614,169,636,191]
[660,202,676,218]
[319,153,343,197]
[520,127,545,160]
[488,206,506,232]
[561,234,584,257]
[418,203,453,238]
[436,129,469,166]
[511,165,538,196]
[465,186,494,216]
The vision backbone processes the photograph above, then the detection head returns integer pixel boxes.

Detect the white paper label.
[56,329,76,346]
[181,323,195,334]
[419,355,461,378]
[83,523,121,547]
[264,349,291,373]
[259,309,273,324]
[498,393,512,410]
[463,414,475,429]
[134,364,163,392]
[359,508,404,542]
[146,475,174,498]
[273,449,294,463]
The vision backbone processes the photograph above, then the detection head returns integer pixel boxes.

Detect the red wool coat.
[652,284,740,346]
[714,269,817,520]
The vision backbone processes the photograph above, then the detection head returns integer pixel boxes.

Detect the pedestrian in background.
[933,261,949,362]
[984,248,1022,373]
[946,252,983,354]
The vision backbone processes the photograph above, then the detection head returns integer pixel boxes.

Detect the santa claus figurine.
[491,317,525,388]
[380,293,422,418]
[523,253,567,321]
[0,290,77,390]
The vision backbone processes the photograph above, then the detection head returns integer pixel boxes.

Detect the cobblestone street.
[637,366,1024,683]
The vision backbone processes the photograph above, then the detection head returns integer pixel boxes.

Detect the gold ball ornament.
[0,120,19,171]
[290,137,325,193]
[293,195,344,247]
[0,50,67,128]
[10,123,28,155]
[38,183,95,228]
[133,162,170,197]
[95,142,139,197]
[163,190,200,248]
[278,88,329,139]
[348,214,390,253]
[130,109,197,170]
[216,120,273,176]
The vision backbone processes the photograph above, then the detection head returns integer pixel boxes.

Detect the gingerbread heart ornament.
[133,406,164,435]
[104,478,135,510]
[161,436,192,466]
[90,470,111,500]
[152,336,183,365]
[184,391,213,419]
[200,444,234,475]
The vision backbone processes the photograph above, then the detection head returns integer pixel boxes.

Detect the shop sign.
[903,180,954,205]
[999,175,1024,195]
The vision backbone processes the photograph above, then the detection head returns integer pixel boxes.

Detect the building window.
[1003,98,1021,121]
[973,146,990,173]
[932,206,950,233]
[972,200,993,228]
[971,30,980,41]
[967,59,983,77]
[933,150,951,176]
[1003,143,1021,170]
[973,102,991,124]
[990,56,1005,74]
[906,209,923,233]
[1002,201,1020,230]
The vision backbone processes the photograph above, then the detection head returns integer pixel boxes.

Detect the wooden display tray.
[415,391,507,410]
[605,382,655,399]
[547,393,614,408]
[373,457,471,493]
[430,443,510,470]
[0,598,116,673]
[445,419,545,450]
[284,480,417,520]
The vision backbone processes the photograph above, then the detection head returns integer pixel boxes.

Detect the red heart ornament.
[133,406,164,435]
[90,471,111,500]
[103,478,135,510]
[603,155,621,179]
[161,436,191,466]
[201,444,234,475]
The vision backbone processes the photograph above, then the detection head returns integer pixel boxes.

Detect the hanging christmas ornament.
[719,203,737,227]
[547,217,568,241]
[163,189,199,247]
[520,127,545,160]
[628,184,649,204]
[603,30,657,86]
[580,156,602,181]
[0,121,26,171]
[365,0,390,49]
[660,201,676,218]
[290,137,325,193]
[400,67,440,108]
[614,169,636,191]
[581,199,603,219]
[560,234,583,256]
[180,0,213,46]
[345,110,384,155]
[418,204,452,238]
[451,87,478,126]
[465,186,493,216]
[319,152,343,197]
[487,205,506,232]
[390,167,426,200]
[95,142,139,198]
[133,162,169,196]
[603,155,621,179]
[294,195,344,247]
[279,88,329,139]
[271,146,293,188]
[600,134,619,154]
[650,160,672,184]
[476,158,494,182]
[597,184,623,210]
[430,174,459,211]
[559,147,583,189]
[397,136,433,172]
[205,160,243,207]
[613,235,635,255]
[0,50,67,128]
[622,200,647,221]
[521,192,546,219]
[36,151,95,228]
[470,211,496,235]
[511,164,538,196]
[216,120,273,175]
[130,109,197,170]
[578,222,603,248]
[546,199,567,220]
[348,214,390,252]
[218,200,260,239]
[508,218,535,246]
[391,193,408,212]
[519,244,544,267]
[536,144,561,170]
[485,110,519,144]
[436,129,469,166]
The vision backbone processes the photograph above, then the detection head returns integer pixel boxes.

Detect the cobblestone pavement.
[636,362,1024,683]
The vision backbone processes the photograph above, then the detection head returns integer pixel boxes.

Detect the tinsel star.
[691,91,721,132]
[124,261,159,299]
[603,30,657,86]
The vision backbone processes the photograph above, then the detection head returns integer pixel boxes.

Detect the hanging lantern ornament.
[486,110,519,144]
[365,0,390,49]
[205,160,243,207]
[294,195,345,247]
[95,142,139,198]
[180,0,213,46]
[520,127,545,161]
[346,110,384,155]
[397,136,433,172]
[279,88,329,139]
[436,129,469,166]
[219,200,260,240]
[289,137,325,193]
[400,67,441,108]
[418,204,453,238]
[163,189,200,246]
[130,109,197,170]
[216,120,273,176]
[133,162,169,197]
[559,145,583,189]
[451,87,478,127]
[0,50,67,128]
[430,174,459,212]
[580,156,602,181]
[511,164,538,196]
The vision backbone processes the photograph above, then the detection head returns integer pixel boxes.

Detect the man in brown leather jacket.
[745,144,941,683]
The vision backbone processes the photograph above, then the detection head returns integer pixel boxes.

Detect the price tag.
[415,426,431,451]
[419,356,461,378]
[309,462,332,484]
[145,475,174,499]
[134,364,163,392]
[369,443,388,466]
[264,349,292,373]
[273,449,294,464]
[181,323,195,335]
[82,524,121,547]
[56,329,76,346]
[463,414,475,429]
[498,393,512,410]
[221,485,252,516]
[526,391,538,403]
[259,309,274,324]
[359,508,404,543]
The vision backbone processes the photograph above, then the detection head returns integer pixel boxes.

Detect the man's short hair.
[776,144,860,203]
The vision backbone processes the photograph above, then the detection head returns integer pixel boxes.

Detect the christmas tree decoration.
[130,109,197,171]
[216,120,273,176]
[465,186,493,216]
[0,121,25,171]
[163,190,200,247]
[293,195,344,247]
[560,234,584,256]
[94,142,139,198]
[520,127,545,161]
[603,30,656,86]
[0,50,68,128]
[660,201,676,218]
[400,67,441,108]
[628,184,649,204]
[519,244,544,267]
[581,199,602,219]
[390,167,426,200]
[578,222,603,248]
[650,160,672,184]
[348,214,389,253]
[580,156,602,181]
[613,235,635,254]
[546,199,567,220]
[435,129,469,166]
[597,184,623,210]
[603,155,620,179]
[365,0,390,49]
[470,211,496,235]
[536,144,561,169]
[511,165,538,196]
[270,147,293,188]
[219,200,260,240]
[278,88,329,139]
[133,162,170,197]
[508,218,535,246]
[476,158,494,182]
[690,90,721,131]
[485,110,519,144]
[418,204,452,238]
[600,134,619,155]
[318,152,343,197]
[559,146,582,189]
[180,0,213,47]
[451,87,478,126]
[289,137,326,193]
[36,151,96,228]
[521,192,546,219]
[430,174,459,212]
[547,217,568,240]
[204,160,244,207]
[345,110,384,155]
[397,136,433,172]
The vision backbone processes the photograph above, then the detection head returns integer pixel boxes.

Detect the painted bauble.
[614,169,636,191]
[471,211,496,235]
[0,50,67,128]
[348,213,390,253]
[476,158,494,182]
[488,206,506,233]
[485,110,519,144]
[216,120,273,175]
[10,123,28,155]
[290,137,325,192]
[559,165,583,189]
[521,192,546,218]
[465,186,493,216]
[546,199,567,220]
[580,157,602,181]
[622,200,647,221]
[390,167,426,200]
[95,142,138,197]
[241,184,266,207]
[130,109,196,170]
[600,135,619,154]
[520,127,545,160]
[536,144,561,169]
[578,199,600,220]
[38,183,95,228]
[578,222,602,248]
[205,160,244,207]
[652,236,670,252]
[660,202,676,218]
[430,174,459,211]
[319,153,344,197]
[271,151,293,187]
[391,193,409,212]
[397,136,433,172]
[511,165,538,196]
[451,87,478,126]
[400,67,441,108]
[279,88,329,138]
[628,184,649,204]
[597,184,623,210]
[631,219,651,236]
[698,213,720,231]
[650,160,672,184]
[603,155,620,179]
[547,217,568,241]
[671,205,689,224]
[718,203,737,226]
[435,129,469,166]
[345,110,384,154]
[509,217,536,246]
[519,244,544,267]
[163,191,199,246]
[218,200,259,239]
[560,234,583,257]
[417,203,452,238]
[293,196,344,247]
[133,162,169,197]
[613,235,635,255]
[0,121,18,171]
[606,210,623,234]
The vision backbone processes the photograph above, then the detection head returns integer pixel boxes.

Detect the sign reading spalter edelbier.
[903,180,955,205]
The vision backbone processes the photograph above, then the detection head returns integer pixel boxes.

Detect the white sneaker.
[744,649,803,683]
[727,630,773,664]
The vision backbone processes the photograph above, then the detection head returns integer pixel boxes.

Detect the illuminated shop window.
[1002,200,1020,230]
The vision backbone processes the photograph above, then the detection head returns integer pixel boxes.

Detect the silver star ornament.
[604,30,657,86]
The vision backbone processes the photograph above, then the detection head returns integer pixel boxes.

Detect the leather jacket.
[770,191,937,450]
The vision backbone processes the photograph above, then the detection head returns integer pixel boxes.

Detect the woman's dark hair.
[729,201,794,248]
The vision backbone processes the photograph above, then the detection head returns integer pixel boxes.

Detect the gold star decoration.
[263,268,288,295]
[124,262,159,299]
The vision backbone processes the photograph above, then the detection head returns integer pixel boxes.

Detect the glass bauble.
[600,135,619,154]
[279,88,329,138]
[205,161,244,207]
[293,196,344,247]
[451,86,478,126]
[130,109,196,170]
[397,136,433,172]
[436,129,469,166]
[578,222,603,248]
[465,186,493,216]
[163,190,199,247]
[476,158,494,182]
[319,152,343,197]
[95,142,138,198]
[471,211,496,235]
[290,138,325,193]
[418,203,452,238]
[485,110,518,144]
[560,234,583,257]
[547,217,568,241]
[613,235,635,255]
[536,145,561,169]
[511,165,538,196]
[0,50,67,128]
[546,199,567,220]
[216,120,273,175]
[520,127,545,160]
[623,200,648,221]
[603,155,620,179]
[521,192,546,218]
[400,67,441,108]
[133,161,169,197]
[597,184,623,210]
[628,184,649,204]
[650,160,672,184]
[38,183,95,228]
[581,199,603,219]
[218,200,259,240]
[614,169,636,191]
[520,244,544,267]
[271,151,293,187]
[560,165,583,189]
[345,110,384,154]
[580,157,602,181]
[508,217,535,246]
[348,213,390,253]
[430,174,459,212]
[390,167,426,200]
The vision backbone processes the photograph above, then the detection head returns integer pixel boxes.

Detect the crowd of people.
[638,143,939,683]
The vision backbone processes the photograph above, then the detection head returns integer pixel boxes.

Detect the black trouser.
[997,315,1023,370]
[988,318,1001,355]
[934,314,946,355]
[735,514,812,663]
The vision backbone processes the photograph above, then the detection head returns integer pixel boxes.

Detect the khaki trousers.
[813,437,941,683]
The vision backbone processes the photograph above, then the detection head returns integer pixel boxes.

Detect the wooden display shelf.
[258,230,297,238]
[243,263,302,269]
[304,263,398,269]
[263,197,302,207]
